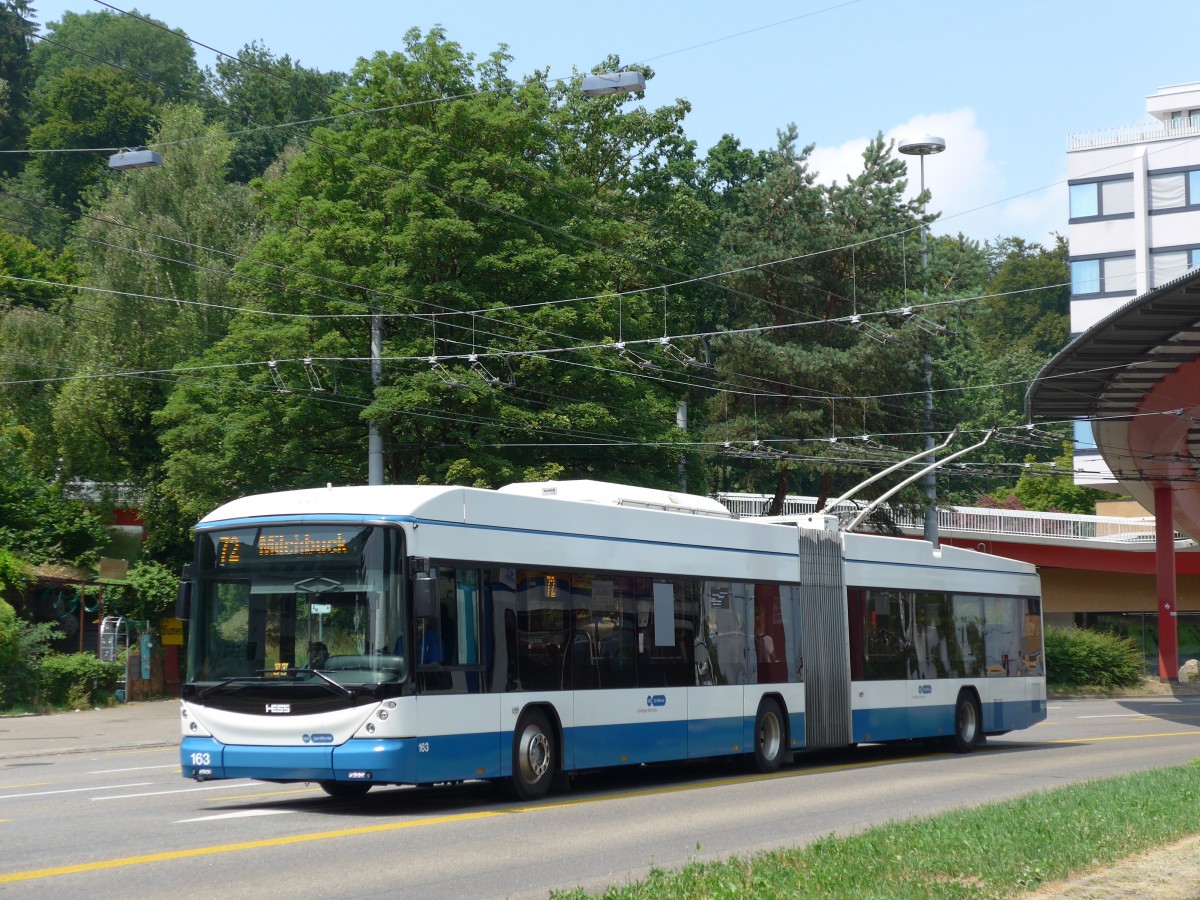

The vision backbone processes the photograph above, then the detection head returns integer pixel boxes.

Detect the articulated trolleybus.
[178,480,1046,800]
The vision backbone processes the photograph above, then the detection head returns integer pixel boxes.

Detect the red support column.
[1154,485,1179,681]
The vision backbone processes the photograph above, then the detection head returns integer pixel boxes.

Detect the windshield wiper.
[303,666,355,698]
[196,676,258,699]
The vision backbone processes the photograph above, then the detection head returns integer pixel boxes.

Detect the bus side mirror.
[176,563,193,621]
[413,575,437,619]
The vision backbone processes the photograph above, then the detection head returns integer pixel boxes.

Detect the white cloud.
[808,109,1065,247]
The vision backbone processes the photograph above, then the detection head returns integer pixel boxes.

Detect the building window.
[1148,168,1200,211]
[1150,247,1200,288]
[1070,254,1136,297]
[1069,177,1133,221]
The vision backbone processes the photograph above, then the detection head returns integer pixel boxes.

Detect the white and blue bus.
[178,480,1046,800]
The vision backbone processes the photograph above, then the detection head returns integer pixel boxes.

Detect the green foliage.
[974,235,1069,359]
[158,30,707,518]
[0,599,62,709]
[0,168,74,249]
[702,130,944,508]
[553,763,1200,899]
[0,596,19,670]
[1044,625,1145,688]
[51,103,256,487]
[984,442,1108,514]
[0,421,109,566]
[0,16,1078,544]
[29,9,200,102]
[0,229,76,470]
[27,66,157,211]
[38,651,122,707]
[203,40,346,183]
[108,561,179,623]
[0,0,36,177]
[0,547,30,593]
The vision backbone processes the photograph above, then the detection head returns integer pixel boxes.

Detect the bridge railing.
[712,493,1189,544]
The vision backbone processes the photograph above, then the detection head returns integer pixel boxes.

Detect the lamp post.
[108,147,162,170]
[898,135,946,546]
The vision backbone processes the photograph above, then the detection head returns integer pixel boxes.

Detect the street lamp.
[898,135,946,546]
[580,71,646,97]
[108,147,162,170]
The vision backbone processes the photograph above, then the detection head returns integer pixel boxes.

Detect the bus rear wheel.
[318,780,371,799]
[948,692,981,754]
[511,709,554,801]
[752,698,785,773]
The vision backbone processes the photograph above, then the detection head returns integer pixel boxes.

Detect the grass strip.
[554,758,1200,899]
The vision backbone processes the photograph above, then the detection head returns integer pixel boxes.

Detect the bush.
[38,652,123,707]
[1045,625,1145,688]
[0,600,61,710]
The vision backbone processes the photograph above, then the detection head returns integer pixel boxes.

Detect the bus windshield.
[189,524,407,685]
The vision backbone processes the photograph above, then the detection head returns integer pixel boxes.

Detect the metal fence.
[712,493,1190,545]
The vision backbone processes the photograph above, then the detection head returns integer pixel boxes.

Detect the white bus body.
[178,480,1045,799]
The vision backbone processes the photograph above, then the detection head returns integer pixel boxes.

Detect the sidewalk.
[0,699,180,760]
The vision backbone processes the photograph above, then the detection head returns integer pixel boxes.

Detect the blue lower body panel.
[686,715,743,759]
[562,720,686,770]
[852,706,910,743]
[180,735,419,784]
[853,699,1046,744]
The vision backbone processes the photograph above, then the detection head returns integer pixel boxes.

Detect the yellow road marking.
[0,783,51,791]
[0,810,504,883]
[1046,730,1200,744]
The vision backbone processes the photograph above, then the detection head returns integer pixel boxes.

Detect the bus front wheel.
[752,698,785,773]
[511,709,555,801]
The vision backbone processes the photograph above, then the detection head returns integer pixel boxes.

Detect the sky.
[26,0,1200,246]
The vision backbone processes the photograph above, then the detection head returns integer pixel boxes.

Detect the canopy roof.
[1027,268,1200,539]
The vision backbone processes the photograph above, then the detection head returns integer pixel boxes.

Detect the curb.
[0,739,176,762]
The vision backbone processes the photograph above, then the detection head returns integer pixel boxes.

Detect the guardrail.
[713,493,1190,544]
[1068,118,1200,152]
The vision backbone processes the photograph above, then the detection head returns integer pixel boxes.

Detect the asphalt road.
[2,695,1198,899]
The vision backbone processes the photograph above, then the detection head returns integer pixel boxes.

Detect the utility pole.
[368,304,383,486]
[676,401,688,492]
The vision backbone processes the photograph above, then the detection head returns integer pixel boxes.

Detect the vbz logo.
[646,694,667,708]
[917,684,932,695]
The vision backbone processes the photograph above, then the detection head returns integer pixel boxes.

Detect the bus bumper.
[180,736,418,784]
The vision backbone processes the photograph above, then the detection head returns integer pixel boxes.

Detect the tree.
[974,235,1069,359]
[29,9,199,102]
[1010,443,1107,514]
[0,230,75,472]
[702,131,937,512]
[0,420,108,567]
[109,561,177,622]
[26,66,157,211]
[0,0,37,177]
[50,103,257,492]
[158,30,711,520]
[203,41,346,183]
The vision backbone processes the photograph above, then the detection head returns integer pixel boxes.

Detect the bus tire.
[948,691,981,754]
[752,698,785,773]
[318,780,371,799]
[511,708,554,801]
